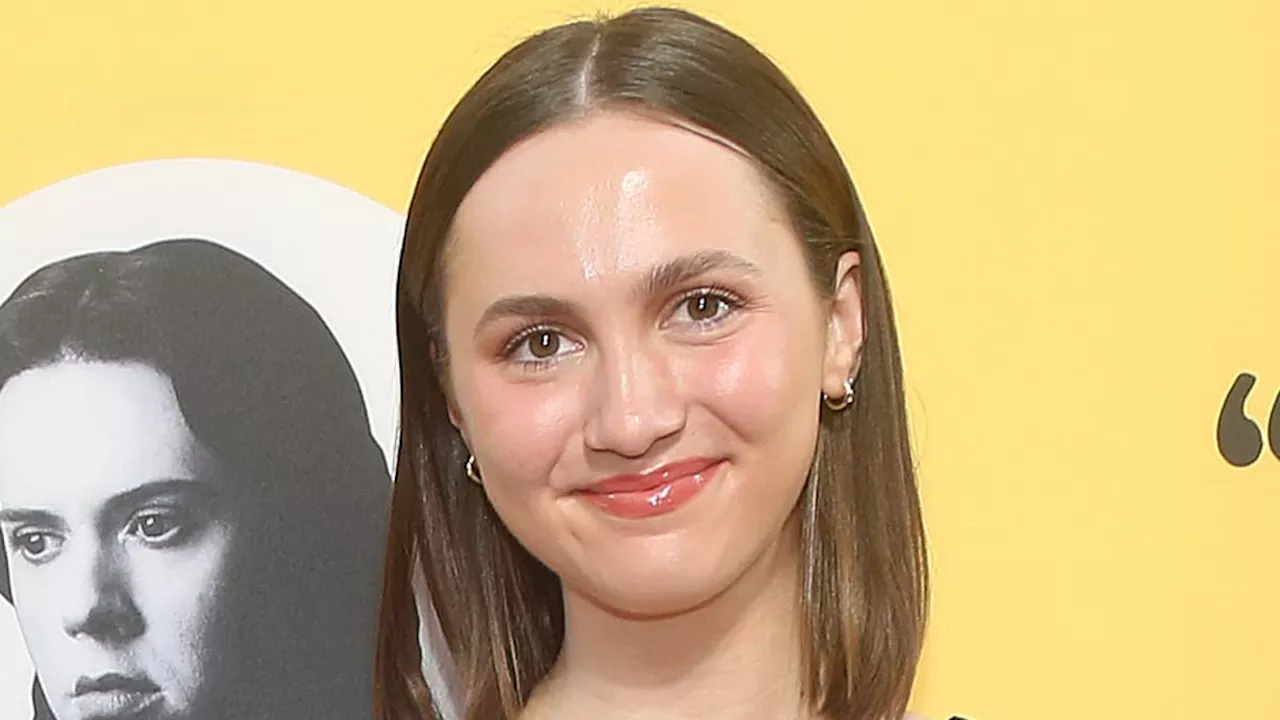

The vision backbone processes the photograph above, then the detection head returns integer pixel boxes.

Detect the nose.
[583,339,686,458]
[61,539,144,642]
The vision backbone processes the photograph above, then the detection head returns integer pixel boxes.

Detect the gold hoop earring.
[823,376,855,412]
[465,455,483,484]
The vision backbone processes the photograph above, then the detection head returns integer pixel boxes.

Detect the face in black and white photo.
[0,238,392,720]
[0,361,235,720]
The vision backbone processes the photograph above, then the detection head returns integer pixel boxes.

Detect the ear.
[432,339,468,439]
[445,391,473,453]
[446,398,465,435]
[821,251,864,400]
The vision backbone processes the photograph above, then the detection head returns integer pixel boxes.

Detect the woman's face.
[0,360,234,720]
[443,111,861,616]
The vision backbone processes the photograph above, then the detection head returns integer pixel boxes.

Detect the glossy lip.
[576,457,724,519]
[580,457,723,495]
[71,673,162,719]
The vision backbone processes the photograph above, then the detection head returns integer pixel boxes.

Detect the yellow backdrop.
[2,1,1277,718]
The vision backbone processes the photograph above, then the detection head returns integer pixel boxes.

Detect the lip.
[577,457,724,519]
[72,674,162,719]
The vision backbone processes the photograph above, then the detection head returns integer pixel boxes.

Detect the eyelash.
[499,285,747,371]
[9,529,64,565]
[124,507,191,547]
[500,323,576,371]
[3,506,196,566]
[668,285,745,328]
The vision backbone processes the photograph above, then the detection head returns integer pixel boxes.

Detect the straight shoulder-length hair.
[377,7,928,720]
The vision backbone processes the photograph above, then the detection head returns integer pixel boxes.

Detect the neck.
[527,518,812,720]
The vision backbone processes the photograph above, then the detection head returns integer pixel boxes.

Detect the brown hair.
[376,7,928,720]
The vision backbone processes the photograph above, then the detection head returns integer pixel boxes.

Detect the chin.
[576,556,746,619]
[594,584,723,619]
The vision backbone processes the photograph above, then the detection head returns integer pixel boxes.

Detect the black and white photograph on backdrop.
[0,160,459,720]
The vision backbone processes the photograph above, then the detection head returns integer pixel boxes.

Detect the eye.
[505,326,582,368]
[684,294,725,322]
[527,329,561,359]
[125,508,188,546]
[10,530,64,564]
[670,288,742,327]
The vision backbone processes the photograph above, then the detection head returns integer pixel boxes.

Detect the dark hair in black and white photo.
[0,238,391,720]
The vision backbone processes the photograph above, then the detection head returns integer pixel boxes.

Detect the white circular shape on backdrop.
[0,159,403,461]
[0,159,456,720]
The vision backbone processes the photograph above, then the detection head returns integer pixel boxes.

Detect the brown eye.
[528,330,561,359]
[685,294,723,322]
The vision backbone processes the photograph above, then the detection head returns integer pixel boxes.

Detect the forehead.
[0,360,204,512]
[447,111,794,298]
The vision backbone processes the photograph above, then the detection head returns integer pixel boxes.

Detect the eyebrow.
[476,295,580,330]
[475,250,762,331]
[0,478,214,527]
[637,249,762,301]
[100,478,215,519]
[0,507,65,528]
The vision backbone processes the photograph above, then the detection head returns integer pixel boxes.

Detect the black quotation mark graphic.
[1216,372,1280,467]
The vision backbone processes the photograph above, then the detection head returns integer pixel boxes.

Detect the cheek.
[11,555,76,640]
[131,524,233,651]
[463,370,581,492]
[687,318,822,443]
[11,572,55,641]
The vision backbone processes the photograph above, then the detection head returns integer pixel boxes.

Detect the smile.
[576,457,724,519]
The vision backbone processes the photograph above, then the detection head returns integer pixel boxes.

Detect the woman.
[377,7,928,720]
[0,238,391,719]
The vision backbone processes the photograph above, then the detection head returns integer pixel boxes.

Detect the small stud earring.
[465,455,483,484]
[823,376,855,412]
